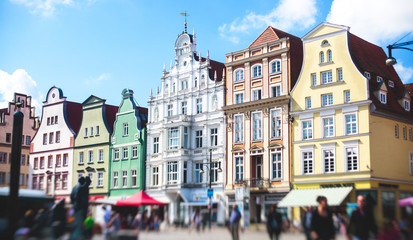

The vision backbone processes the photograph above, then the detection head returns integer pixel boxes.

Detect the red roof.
[104,105,118,134]
[65,101,82,134]
[349,33,413,119]
[115,190,166,207]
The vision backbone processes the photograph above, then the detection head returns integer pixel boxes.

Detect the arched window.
[270,60,281,74]
[234,68,244,83]
[327,50,332,62]
[320,52,325,63]
[252,64,262,78]
[321,40,329,46]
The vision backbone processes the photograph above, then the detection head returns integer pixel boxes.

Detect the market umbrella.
[115,190,166,207]
[398,197,413,207]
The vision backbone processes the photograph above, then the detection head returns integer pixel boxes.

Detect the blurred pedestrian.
[83,212,95,239]
[266,204,282,240]
[230,205,242,240]
[302,206,313,240]
[311,196,335,240]
[377,219,401,240]
[31,208,48,238]
[51,199,67,239]
[106,211,121,240]
[348,195,377,240]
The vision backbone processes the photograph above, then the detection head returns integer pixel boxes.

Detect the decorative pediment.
[377,81,388,91]
[402,89,411,100]
[250,144,264,152]
[82,95,105,106]
[269,142,284,149]
[232,146,245,153]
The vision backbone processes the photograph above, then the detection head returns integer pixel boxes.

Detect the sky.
[1,0,413,116]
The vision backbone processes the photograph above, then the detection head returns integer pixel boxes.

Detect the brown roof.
[104,105,119,134]
[349,33,413,119]
[194,53,226,82]
[405,83,413,97]
[65,101,82,135]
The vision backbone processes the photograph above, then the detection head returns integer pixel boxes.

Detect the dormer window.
[379,91,387,104]
[388,80,394,88]
[377,76,383,82]
[320,52,325,63]
[404,100,410,111]
[252,64,262,78]
[364,72,370,79]
[234,68,244,83]
[270,60,281,74]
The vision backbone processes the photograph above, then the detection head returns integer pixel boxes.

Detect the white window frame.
[194,163,204,184]
[320,51,325,63]
[302,119,313,140]
[311,73,317,86]
[235,92,244,104]
[168,127,179,150]
[113,171,118,188]
[122,170,128,188]
[322,116,335,138]
[271,149,282,180]
[97,171,103,187]
[377,76,383,82]
[210,128,218,146]
[270,109,282,139]
[55,131,60,143]
[251,111,262,141]
[322,145,335,173]
[181,79,188,90]
[321,71,333,84]
[84,128,88,138]
[344,141,359,172]
[122,147,128,159]
[269,59,281,74]
[322,93,333,106]
[195,130,203,148]
[302,150,314,175]
[364,72,370,79]
[167,161,178,184]
[196,98,202,114]
[234,153,244,181]
[114,148,120,160]
[181,101,187,115]
[88,150,93,163]
[131,169,137,187]
[123,123,129,136]
[98,149,104,163]
[404,100,410,111]
[271,84,281,97]
[252,88,262,101]
[96,126,100,136]
[305,97,312,109]
[153,137,159,154]
[132,145,138,158]
[379,91,387,104]
[90,127,94,137]
[327,50,332,62]
[337,68,343,81]
[344,90,350,103]
[167,104,173,116]
[234,114,244,143]
[234,68,244,83]
[251,64,262,78]
[152,166,159,186]
[344,113,358,135]
[78,152,84,164]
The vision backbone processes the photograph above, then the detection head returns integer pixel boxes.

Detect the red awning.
[115,190,166,207]
[89,196,104,201]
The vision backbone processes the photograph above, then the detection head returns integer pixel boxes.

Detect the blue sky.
[1,0,413,115]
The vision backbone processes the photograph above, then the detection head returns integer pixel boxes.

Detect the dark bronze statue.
[70,176,91,239]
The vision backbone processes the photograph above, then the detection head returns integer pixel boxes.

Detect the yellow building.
[223,26,302,223]
[287,22,413,223]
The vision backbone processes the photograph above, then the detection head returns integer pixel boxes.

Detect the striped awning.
[278,187,353,207]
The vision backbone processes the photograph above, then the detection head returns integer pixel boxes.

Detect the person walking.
[106,211,121,240]
[230,205,242,240]
[348,195,377,240]
[302,206,313,240]
[51,199,67,239]
[83,212,95,239]
[311,196,335,240]
[266,204,282,240]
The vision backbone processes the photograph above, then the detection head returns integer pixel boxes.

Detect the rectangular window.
[195,130,203,148]
[26,136,30,145]
[303,151,313,174]
[181,101,187,115]
[21,155,25,165]
[43,134,47,145]
[97,172,103,187]
[132,146,138,158]
[270,109,282,139]
[379,92,387,104]
[168,127,179,149]
[395,124,399,138]
[305,97,312,109]
[183,127,189,148]
[113,171,118,188]
[114,148,119,160]
[98,149,104,162]
[404,100,410,111]
[84,128,88,138]
[55,131,60,143]
[323,117,334,138]
[51,116,54,125]
[153,137,159,153]
[377,76,383,82]
[321,71,333,84]
[0,152,6,164]
[122,147,128,159]
[235,93,244,104]
[88,150,93,163]
[167,161,178,184]
[0,172,5,185]
[56,154,61,167]
[345,114,357,135]
[54,174,61,189]
[63,154,68,166]
[168,104,173,116]
[337,68,343,81]
[311,73,317,86]
[302,120,313,140]
[321,93,333,106]
[210,162,219,183]
[196,98,202,114]
[88,173,94,187]
[40,157,45,169]
[181,80,188,90]
[235,156,244,181]
[123,123,129,136]
[48,156,53,168]
[194,163,204,183]
[183,162,187,184]
[152,167,159,186]
[252,89,262,101]
[410,153,413,175]
[271,85,281,97]
[210,128,218,146]
[344,90,350,103]
[62,174,68,189]
[346,147,358,171]
[122,170,127,187]
[403,126,407,140]
[54,116,58,124]
[130,170,137,187]
[323,149,335,173]
[34,157,38,169]
[6,133,11,143]
[96,126,99,136]
[90,127,94,136]
[19,174,24,185]
[49,132,54,144]
[32,176,38,189]
[409,128,413,141]
[234,114,244,143]
[252,112,262,141]
[271,150,282,180]
[47,117,50,125]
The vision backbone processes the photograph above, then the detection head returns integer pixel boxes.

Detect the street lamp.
[199,149,222,229]
[385,40,413,66]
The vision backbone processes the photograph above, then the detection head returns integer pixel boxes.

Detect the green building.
[72,95,118,198]
[109,89,148,197]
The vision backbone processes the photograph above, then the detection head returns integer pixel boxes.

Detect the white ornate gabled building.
[146,27,226,225]
[29,87,82,201]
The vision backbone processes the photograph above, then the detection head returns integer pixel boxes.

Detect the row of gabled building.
[1,22,412,227]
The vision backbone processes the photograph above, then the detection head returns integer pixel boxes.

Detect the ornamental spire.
[180,12,189,33]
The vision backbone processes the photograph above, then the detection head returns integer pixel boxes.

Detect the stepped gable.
[349,33,413,118]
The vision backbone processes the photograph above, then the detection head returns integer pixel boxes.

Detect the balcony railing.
[233,178,270,189]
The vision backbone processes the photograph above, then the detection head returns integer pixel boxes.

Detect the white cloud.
[327,0,413,45]
[85,73,111,85]
[394,61,413,84]
[219,0,317,44]
[0,69,43,114]
[11,0,74,17]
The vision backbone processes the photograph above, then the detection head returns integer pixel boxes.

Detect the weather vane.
[180,11,189,33]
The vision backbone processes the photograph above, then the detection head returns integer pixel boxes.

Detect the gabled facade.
[290,22,413,223]
[109,89,148,197]
[30,87,81,200]
[223,26,303,223]
[146,28,226,225]
[72,95,118,198]
[0,93,39,188]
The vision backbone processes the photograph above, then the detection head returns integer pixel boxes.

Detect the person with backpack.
[267,204,283,240]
